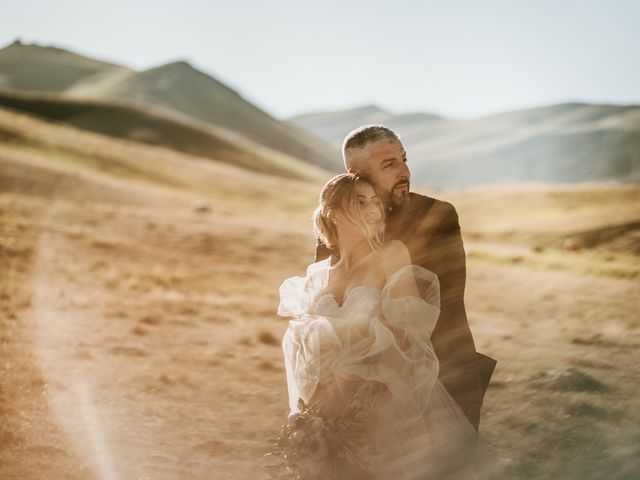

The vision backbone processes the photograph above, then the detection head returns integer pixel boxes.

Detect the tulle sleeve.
[281,314,341,416]
[381,264,441,342]
[277,259,330,318]
[277,259,340,415]
[376,265,442,417]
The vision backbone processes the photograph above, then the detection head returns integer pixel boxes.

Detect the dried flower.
[264,383,380,480]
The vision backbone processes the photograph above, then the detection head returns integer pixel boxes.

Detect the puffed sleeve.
[277,258,332,318]
[281,314,341,415]
[377,265,441,417]
[381,264,441,343]
[277,275,308,318]
[278,258,340,415]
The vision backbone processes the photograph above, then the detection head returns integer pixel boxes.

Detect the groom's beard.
[387,179,410,209]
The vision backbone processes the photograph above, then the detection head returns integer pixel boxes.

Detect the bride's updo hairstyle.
[312,173,385,252]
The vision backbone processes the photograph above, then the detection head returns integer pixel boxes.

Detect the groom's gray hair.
[342,125,401,171]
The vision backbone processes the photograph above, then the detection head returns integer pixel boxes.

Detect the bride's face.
[333,181,383,243]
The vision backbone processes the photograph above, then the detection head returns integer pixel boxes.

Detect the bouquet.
[264,382,380,480]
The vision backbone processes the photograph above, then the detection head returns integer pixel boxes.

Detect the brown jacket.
[315,192,496,431]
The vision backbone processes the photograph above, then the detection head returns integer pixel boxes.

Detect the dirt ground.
[1,126,639,479]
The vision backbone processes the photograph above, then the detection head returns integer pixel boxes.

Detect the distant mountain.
[289,103,640,187]
[0,40,340,172]
[291,105,393,145]
[0,39,130,92]
[289,105,444,147]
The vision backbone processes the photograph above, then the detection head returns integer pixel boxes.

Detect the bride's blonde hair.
[312,173,385,252]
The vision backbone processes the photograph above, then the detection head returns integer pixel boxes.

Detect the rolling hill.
[0,89,327,181]
[290,103,640,187]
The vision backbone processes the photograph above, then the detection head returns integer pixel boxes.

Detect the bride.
[266,173,499,480]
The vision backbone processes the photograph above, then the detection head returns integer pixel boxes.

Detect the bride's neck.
[335,237,372,270]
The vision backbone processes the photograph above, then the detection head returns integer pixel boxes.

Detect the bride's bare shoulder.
[382,239,409,256]
[382,240,409,253]
[380,240,411,279]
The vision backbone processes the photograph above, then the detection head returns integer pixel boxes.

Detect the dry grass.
[466,244,640,279]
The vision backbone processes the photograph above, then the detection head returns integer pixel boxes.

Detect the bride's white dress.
[277,258,499,480]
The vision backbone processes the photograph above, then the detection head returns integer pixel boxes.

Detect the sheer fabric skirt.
[309,378,500,480]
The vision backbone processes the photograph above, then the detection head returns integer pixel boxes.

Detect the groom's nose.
[398,161,410,179]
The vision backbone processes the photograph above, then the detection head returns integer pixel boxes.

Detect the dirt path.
[1,197,93,479]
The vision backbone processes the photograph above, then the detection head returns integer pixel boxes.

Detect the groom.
[315,125,496,431]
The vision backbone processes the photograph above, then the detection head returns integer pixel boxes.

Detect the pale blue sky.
[2,0,639,119]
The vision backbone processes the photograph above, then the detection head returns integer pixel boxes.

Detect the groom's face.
[359,139,410,210]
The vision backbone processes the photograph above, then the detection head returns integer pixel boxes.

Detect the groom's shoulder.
[408,192,458,219]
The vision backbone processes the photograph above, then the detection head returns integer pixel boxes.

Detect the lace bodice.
[314,285,382,319]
